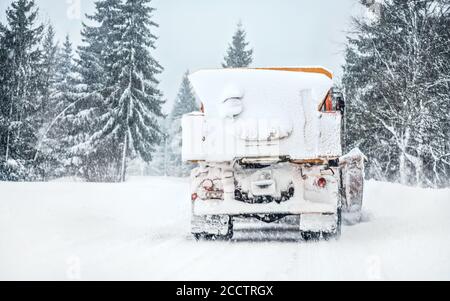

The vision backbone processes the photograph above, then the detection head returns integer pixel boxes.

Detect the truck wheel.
[217,217,234,240]
[204,234,217,240]
[301,231,321,241]
[322,231,338,241]
[193,233,216,241]
[223,219,234,240]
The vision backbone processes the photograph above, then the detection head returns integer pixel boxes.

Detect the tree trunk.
[399,151,407,185]
[163,135,168,177]
[5,130,11,161]
[414,158,423,187]
[5,93,14,161]
[120,134,128,182]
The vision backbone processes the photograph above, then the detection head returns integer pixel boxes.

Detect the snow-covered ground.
[0,177,449,281]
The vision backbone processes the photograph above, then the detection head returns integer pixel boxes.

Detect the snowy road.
[0,177,449,280]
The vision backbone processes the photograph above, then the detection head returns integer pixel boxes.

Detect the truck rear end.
[182,67,364,240]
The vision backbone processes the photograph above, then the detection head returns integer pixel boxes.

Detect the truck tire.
[301,231,321,241]
[222,222,234,240]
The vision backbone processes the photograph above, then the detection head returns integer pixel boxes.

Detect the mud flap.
[340,148,367,225]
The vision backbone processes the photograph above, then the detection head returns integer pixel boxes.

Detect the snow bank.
[0,178,449,280]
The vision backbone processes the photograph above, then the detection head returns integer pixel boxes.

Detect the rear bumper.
[192,198,337,216]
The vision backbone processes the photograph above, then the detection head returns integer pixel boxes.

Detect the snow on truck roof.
[188,67,333,117]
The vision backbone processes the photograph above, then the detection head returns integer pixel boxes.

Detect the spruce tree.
[34,24,59,179]
[70,0,125,182]
[73,0,164,182]
[53,35,78,115]
[77,0,124,90]
[222,22,253,68]
[0,0,43,180]
[166,71,198,177]
[0,21,11,179]
[170,71,198,120]
[39,25,58,123]
[41,35,79,178]
[112,0,165,182]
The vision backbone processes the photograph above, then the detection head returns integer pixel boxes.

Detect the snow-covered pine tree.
[0,0,44,181]
[343,0,450,188]
[222,22,253,68]
[77,0,165,182]
[166,71,198,177]
[69,0,125,182]
[40,35,80,179]
[115,0,165,182]
[32,24,61,179]
[53,36,78,118]
[39,25,58,123]
[77,0,124,91]
[0,21,11,180]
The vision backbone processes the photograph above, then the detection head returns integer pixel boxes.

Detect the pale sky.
[0,0,364,111]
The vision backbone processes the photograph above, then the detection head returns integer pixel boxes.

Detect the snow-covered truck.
[182,67,365,240]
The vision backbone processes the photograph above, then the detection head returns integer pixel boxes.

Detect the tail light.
[201,179,214,191]
[191,193,198,201]
[317,177,327,188]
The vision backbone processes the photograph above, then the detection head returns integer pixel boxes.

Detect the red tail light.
[202,179,214,191]
[317,177,327,188]
[191,193,198,201]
